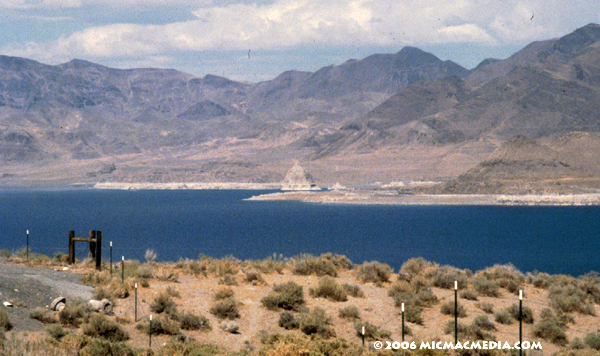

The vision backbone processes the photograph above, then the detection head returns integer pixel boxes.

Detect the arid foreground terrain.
[0,251,599,356]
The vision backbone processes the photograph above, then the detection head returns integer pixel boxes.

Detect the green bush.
[414,285,438,307]
[136,315,181,335]
[261,281,305,311]
[0,249,10,258]
[292,253,351,277]
[179,312,211,331]
[400,257,437,277]
[431,266,469,290]
[79,338,136,356]
[494,310,512,325]
[473,315,496,331]
[0,309,12,331]
[472,276,500,297]
[309,277,347,302]
[342,283,364,298]
[532,319,567,346]
[507,303,534,324]
[477,302,494,314]
[440,301,467,317]
[549,283,588,314]
[150,292,178,316]
[82,314,129,342]
[532,272,551,289]
[354,321,391,340]
[209,298,240,320]
[578,272,600,304]
[278,311,299,330]
[45,324,67,340]
[59,299,91,327]
[299,307,335,338]
[354,261,392,284]
[136,266,154,279]
[338,305,361,320]
[460,289,478,300]
[244,271,265,284]
[584,332,600,350]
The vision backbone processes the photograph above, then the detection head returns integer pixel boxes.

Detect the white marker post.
[109,241,113,275]
[519,290,523,356]
[26,230,29,261]
[149,314,153,347]
[361,325,365,347]
[401,302,405,341]
[454,280,458,344]
[121,256,124,283]
[134,283,138,322]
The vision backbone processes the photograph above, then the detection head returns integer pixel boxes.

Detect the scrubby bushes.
[532,308,569,345]
[443,320,495,341]
[584,332,600,350]
[338,305,361,320]
[477,302,494,314]
[292,253,352,277]
[494,310,513,325]
[150,292,178,316]
[29,308,57,324]
[0,309,12,331]
[506,303,534,324]
[82,314,129,342]
[549,282,589,314]
[440,301,467,317]
[355,321,391,340]
[261,281,305,311]
[431,265,469,290]
[309,277,348,302]
[179,312,211,331]
[387,280,438,325]
[59,298,92,327]
[354,261,392,284]
[137,315,181,335]
[214,287,234,301]
[278,311,299,330]
[299,307,335,338]
[342,283,364,298]
[45,324,67,340]
[460,289,478,300]
[209,298,240,320]
[471,275,501,297]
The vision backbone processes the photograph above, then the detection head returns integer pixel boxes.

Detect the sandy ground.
[1,262,598,355]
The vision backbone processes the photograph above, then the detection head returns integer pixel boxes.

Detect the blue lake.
[1,189,599,276]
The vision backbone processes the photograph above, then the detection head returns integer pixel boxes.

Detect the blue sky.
[1,0,599,82]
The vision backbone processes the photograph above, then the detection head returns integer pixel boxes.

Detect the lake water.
[1,189,599,276]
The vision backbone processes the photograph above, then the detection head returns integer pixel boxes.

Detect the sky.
[0,0,599,82]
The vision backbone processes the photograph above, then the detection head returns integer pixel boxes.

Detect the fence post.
[95,231,102,270]
[135,283,138,322]
[519,290,523,356]
[26,230,29,261]
[89,230,96,260]
[110,241,113,275]
[401,302,405,342]
[121,256,125,283]
[68,231,75,264]
[454,281,458,344]
[149,315,153,347]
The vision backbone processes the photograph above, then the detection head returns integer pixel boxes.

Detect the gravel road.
[0,260,92,331]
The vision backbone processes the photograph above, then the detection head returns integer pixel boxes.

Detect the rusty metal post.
[95,231,102,270]
[68,231,75,264]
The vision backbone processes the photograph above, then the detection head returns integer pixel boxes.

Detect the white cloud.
[0,0,81,9]
[3,0,600,63]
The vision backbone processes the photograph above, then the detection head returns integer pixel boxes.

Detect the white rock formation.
[281,163,321,191]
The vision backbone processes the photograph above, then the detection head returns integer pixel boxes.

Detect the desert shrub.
[549,283,587,313]
[404,304,424,325]
[219,274,238,286]
[472,276,500,297]
[293,254,337,277]
[532,272,551,289]
[136,266,153,279]
[539,308,574,328]
[179,312,211,331]
[507,303,534,324]
[81,270,112,287]
[477,302,494,314]
[414,285,438,307]
[159,339,224,356]
[45,324,67,340]
[79,338,136,356]
[244,271,265,285]
[0,309,12,331]
[220,320,239,333]
[480,263,525,283]
[494,310,512,325]
[582,302,596,316]
[578,272,600,304]
[209,298,240,320]
[355,321,391,340]
[150,292,178,317]
[53,252,68,263]
[214,288,234,300]
[261,281,304,311]
[29,308,57,324]
[387,282,428,325]
[251,256,285,274]
[83,314,129,342]
[299,307,335,338]
[532,318,568,346]
[0,249,10,258]
[107,280,129,299]
[431,265,469,290]
[309,277,348,302]
[278,311,299,330]
[584,332,600,350]
[443,320,495,341]
[138,278,150,288]
[136,315,180,335]
[354,261,392,284]
[59,298,91,327]
[460,289,478,300]
[342,283,364,298]
[473,315,496,331]
[569,337,586,350]
[338,305,361,320]
[440,301,467,317]
[400,257,437,277]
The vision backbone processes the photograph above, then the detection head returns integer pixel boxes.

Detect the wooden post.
[95,231,102,271]
[89,230,96,260]
[68,231,75,264]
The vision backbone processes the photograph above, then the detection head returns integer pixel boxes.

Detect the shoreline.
[246,190,600,206]
[92,182,281,190]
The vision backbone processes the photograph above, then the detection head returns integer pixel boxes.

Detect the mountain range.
[2,23,600,191]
